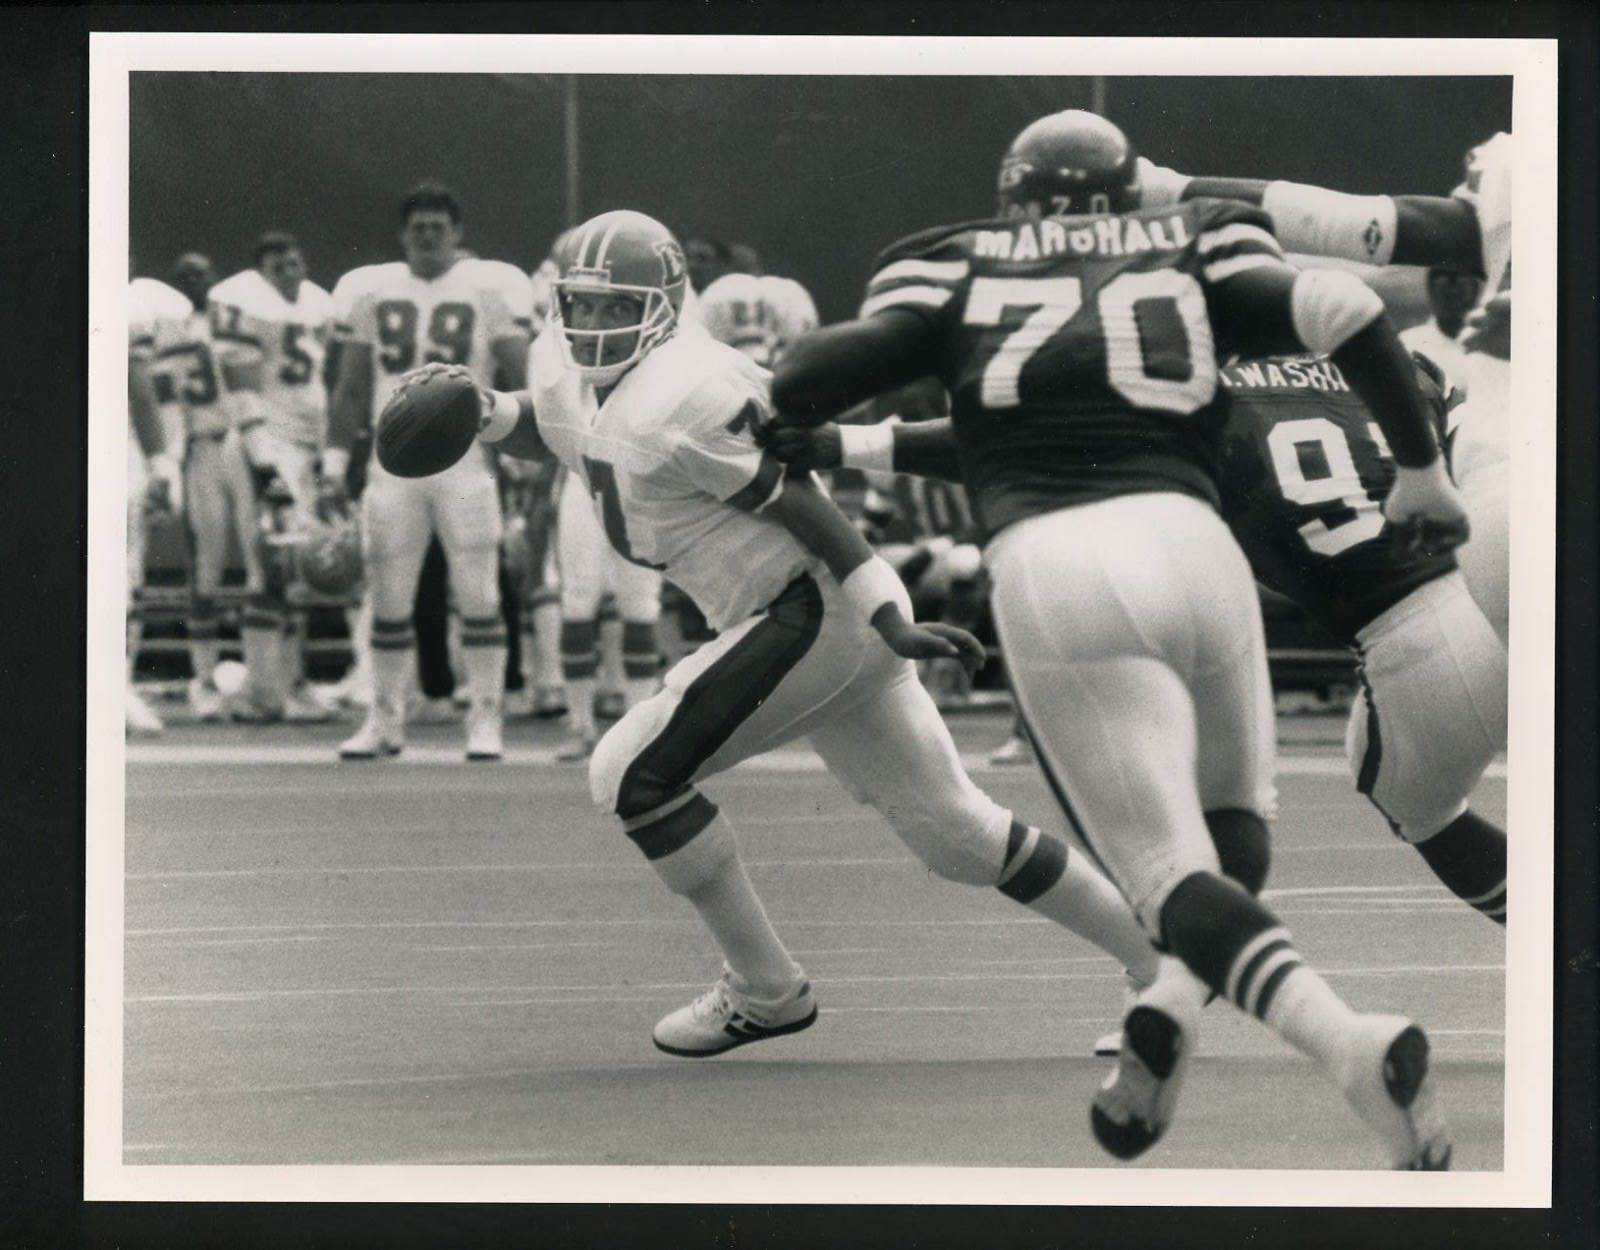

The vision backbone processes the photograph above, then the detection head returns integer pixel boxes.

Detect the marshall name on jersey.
[527,327,806,630]
[209,269,335,448]
[1214,354,1456,642]
[861,199,1286,539]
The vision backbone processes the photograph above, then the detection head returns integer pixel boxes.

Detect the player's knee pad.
[1206,808,1271,896]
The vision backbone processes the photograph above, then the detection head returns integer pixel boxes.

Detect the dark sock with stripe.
[996,821,1067,903]
[1413,810,1506,924]
[1160,871,1302,1020]
[621,621,659,680]
[560,618,599,680]
[1207,808,1271,897]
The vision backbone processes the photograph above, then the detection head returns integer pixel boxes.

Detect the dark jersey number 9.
[375,300,478,375]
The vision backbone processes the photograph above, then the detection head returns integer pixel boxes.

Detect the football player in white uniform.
[209,232,339,723]
[1398,268,1483,396]
[325,182,534,760]
[126,272,187,733]
[1139,130,1513,645]
[150,253,274,721]
[391,209,1163,1060]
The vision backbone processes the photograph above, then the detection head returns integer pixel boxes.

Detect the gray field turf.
[122,713,1506,1170]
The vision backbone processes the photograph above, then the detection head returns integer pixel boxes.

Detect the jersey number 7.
[962,271,1217,414]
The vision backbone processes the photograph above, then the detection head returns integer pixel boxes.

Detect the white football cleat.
[988,734,1033,766]
[653,965,818,1058]
[1336,1014,1453,1170]
[228,694,284,725]
[409,695,460,725]
[502,688,535,720]
[125,685,165,735]
[534,686,569,719]
[1090,968,1201,1160]
[556,731,596,763]
[186,677,226,722]
[465,701,504,762]
[339,705,404,759]
[284,682,337,723]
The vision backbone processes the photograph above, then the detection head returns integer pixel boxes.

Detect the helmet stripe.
[575,218,605,269]
[592,216,627,273]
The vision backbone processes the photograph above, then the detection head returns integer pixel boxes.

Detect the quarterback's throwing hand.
[763,421,843,473]
[1383,459,1471,559]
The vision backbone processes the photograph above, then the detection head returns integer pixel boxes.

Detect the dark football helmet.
[996,109,1139,219]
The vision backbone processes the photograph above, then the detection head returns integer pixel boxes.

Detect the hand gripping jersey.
[861,200,1285,537]
[527,326,808,630]
[208,269,335,448]
[1214,353,1456,643]
[332,256,534,415]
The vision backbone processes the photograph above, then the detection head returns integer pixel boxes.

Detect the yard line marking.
[125,856,913,882]
[124,962,1502,1006]
[1262,884,1449,897]
[126,917,1059,937]
[125,742,1507,780]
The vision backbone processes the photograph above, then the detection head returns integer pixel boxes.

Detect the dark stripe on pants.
[615,576,825,822]
[1354,658,1402,835]
[1015,708,1118,887]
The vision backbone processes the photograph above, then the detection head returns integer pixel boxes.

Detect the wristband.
[841,554,914,624]
[1262,181,1397,267]
[838,420,898,474]
[480,390,522,444]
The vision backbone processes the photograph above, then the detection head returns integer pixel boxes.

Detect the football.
[375,368,483,479]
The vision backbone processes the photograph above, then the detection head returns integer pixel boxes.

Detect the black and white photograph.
[85,33,1559,1207]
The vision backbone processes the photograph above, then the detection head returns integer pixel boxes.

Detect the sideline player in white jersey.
[325,182,534,761]
[386,209,1164,1060]
[209,232,340,723]
[149,253,275,722]
[1138,130,1513,645]
[701,271,822,368]
[126,271,187,734]
[768,111,1466,1169]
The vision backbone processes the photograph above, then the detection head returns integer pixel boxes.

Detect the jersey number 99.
[375,301,477,374]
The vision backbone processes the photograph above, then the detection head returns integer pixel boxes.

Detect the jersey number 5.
[962,271,1217,413]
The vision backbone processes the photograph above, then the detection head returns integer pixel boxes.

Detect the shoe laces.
[690,970,737,1024]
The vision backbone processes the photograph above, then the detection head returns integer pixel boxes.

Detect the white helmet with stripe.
[553,210,689,386]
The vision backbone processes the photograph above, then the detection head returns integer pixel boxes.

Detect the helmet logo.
[655,240,687,288]
[998,160,1027,190]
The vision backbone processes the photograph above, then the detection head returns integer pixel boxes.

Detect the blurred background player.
[208,232,339,723]
[325,182,534,760]
[683,235,734,295]
[1137,130,1512,646]
[150,252,274,722]
[1398,268,1483,396]
[126,266,187,733]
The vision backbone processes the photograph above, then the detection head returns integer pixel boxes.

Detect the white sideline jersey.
[209,269,334,448]
[149,305,233,441]
[700,273,819,366]
[128,276,191,360]
[332,257,534,413]
[527,327,808,630]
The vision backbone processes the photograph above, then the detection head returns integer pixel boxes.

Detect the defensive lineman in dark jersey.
[1216,353,1507,922]
[769,110,1469,1169]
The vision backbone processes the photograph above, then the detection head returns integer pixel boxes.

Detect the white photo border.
[86,31,1558,1206]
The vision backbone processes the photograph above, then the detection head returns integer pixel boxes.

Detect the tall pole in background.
[564,75,581,228]
[1092,75,1108,116]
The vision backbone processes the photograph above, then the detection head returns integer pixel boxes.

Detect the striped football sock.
[1413,810,1506,924]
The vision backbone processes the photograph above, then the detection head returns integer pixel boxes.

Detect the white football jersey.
[128,277,191,360]
[148,304,233,440]
[761,275,820,354]
[527,327,809,629]
[332,256,533,411]
[1399,319,1469,398]
[1452,131,1512,301]
[209,269,335,448]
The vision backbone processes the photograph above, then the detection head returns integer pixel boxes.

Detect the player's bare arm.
[1139,159,1484,272]
[762,472,985,671]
